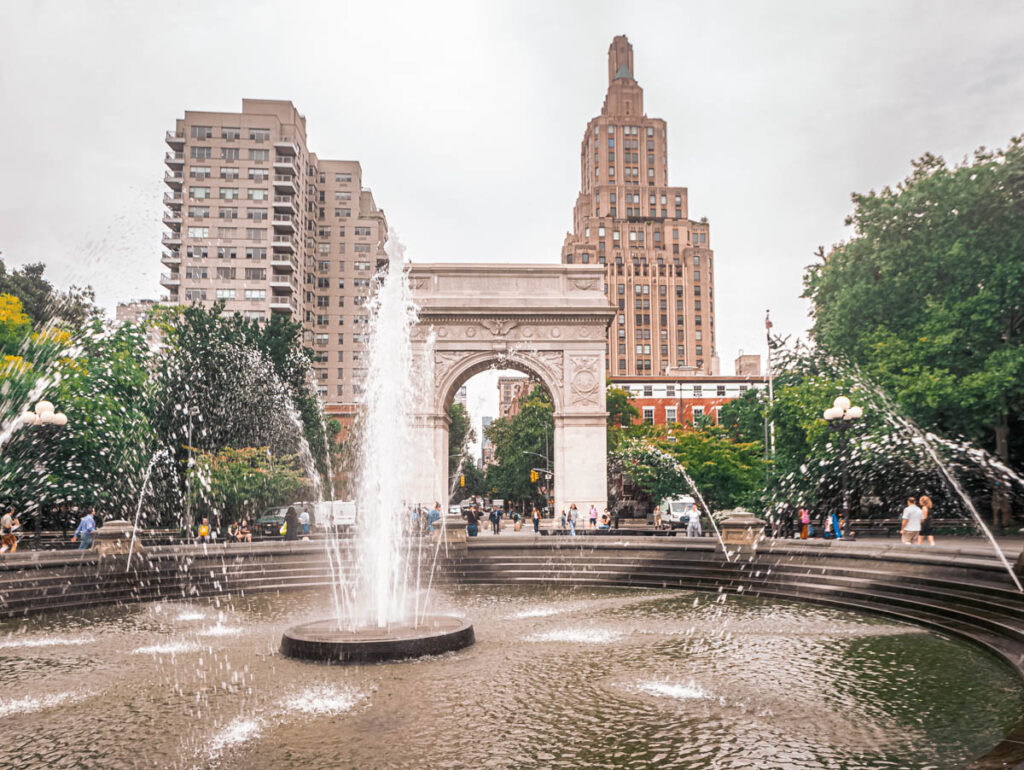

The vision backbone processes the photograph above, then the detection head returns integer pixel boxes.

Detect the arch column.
[552,412,608,518]
[409,410,450,511]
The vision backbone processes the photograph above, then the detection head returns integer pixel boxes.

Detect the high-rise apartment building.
[562,36,717,378]
[162,99,387,413]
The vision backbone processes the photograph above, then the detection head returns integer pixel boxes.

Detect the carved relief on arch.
[569,355,601,406]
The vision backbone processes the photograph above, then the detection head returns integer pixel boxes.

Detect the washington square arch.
[406,263,615,516]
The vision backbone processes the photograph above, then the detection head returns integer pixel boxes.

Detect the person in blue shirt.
[72,508,96,550]
[427,502,441,533]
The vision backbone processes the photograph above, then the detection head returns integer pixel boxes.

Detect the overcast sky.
[2,0,1023,390]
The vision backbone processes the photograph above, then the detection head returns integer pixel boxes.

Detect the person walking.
[71,508,96,550]
[568,505,577,536]
[1,507,21,554]
[917,495,936,546]
[900,497,923,545]
[298,508,311,539]
[588,504,598,530]
[465,507,480,537]
[489,507,501,535]
[531,506,540,534]
[686,505,702,538]
[283,507,300,542]
[653,506,663,530]
[799,508,810,540]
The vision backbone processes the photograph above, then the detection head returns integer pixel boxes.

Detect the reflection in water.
[0,586,1019,769]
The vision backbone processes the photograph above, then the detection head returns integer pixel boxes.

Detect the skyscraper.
[562,36,717,377]
[162,99,387,415]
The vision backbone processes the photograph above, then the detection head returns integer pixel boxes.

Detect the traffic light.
[530,470,539,483]
[460,474,465,487]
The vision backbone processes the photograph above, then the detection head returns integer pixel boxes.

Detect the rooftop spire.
[602,35,643,117]
[607,35,634,85]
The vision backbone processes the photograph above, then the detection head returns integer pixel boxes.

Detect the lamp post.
[822,396,864,539]
[20,401,70,547]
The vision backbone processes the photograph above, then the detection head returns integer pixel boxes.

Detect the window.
[335,172,352,183]
[216,247,236,259]
[692,406,704,421]
[245,247,266,260]
[334,191,352,201]
[186,245,208,259]
[216,288,235,300]
[336,208,351,217]
[717,385,726,397]
[244,310,264,321]
[189,186,210,199]
[217,227,236,239]
[249,129,270,142]
[245,268,266,280]
[643,385,653,397]
[666,384,675,397]
[247,189,268,200]
[221,147,239,161]
[218,207,237,219]
[247,208,267,220]
[189,166,211,179]
[354,261,371,271]
[642,407,654,425]
[245,289,266,300]
[354,226,372,236]
[187,226,209,238]
[219,187,238,200]
[316,296,330,307]
[190,125,212,139]
[220,167,239,180]
[245,228,265,241]
[221,127,240,140]
[249,149,269,162]
[693,385,703,397]
[248,168,269,181]
[190,146,211,159]
[188,206,209,218]
[665,407,677,424]
[184,288,207,301]
[215,267,236,280]
[185,266,208,279]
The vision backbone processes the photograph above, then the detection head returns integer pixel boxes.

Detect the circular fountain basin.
[281,614,474,663]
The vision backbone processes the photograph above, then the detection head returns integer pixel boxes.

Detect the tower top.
[602,35,643,117]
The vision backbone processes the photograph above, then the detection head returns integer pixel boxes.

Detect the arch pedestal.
[407,264,615,517]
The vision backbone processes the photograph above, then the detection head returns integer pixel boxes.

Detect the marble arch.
[407,263,615,517]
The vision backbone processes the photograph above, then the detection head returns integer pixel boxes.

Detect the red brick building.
[611,374,766,426]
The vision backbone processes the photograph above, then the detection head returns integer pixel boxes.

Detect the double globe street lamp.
[823,396,864,539]
[20,400,71,545]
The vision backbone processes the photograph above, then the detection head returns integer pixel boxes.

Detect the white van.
[660,496,698,529]
[315,500,356,529]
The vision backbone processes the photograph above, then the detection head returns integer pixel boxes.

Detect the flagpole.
[765,309,776,460]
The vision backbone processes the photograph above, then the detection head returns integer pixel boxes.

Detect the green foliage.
[190,446,306,524]
[447,402,475,482]
[606,382,639,427]
[484,385,553,507]
[0,258,97,327]
[803,138,1024,468]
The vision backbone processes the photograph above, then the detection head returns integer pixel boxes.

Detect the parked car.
[315,500,356,529]
[254,506,288,537]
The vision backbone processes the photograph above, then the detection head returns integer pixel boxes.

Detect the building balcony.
[273,139,300,156]
[272,175,298,194]
[269,274,295,290]
[273,158,298,175]
[160,252,181,267]
[269,295,296,313]
[164,152,184,167]
[162,213,182,228]
[161,233,181,246]
[164,171,183,189]
[272,195,297,212]
[272,213,296,232]
[160,272,180,287]
[270,253,296,271]
[163,192,183,208]
[165,130,185,148]
[271,235,296,254]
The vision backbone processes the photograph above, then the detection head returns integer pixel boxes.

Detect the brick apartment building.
[161,99,387,416]
[562,35,718,379]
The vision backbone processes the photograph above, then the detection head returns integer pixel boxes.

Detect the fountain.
[281,234,474,662]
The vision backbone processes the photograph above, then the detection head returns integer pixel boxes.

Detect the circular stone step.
[281,615,474,663]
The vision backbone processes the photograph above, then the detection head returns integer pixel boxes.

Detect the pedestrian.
[70,507,96,550]
[917,495,936,546]
[568,505,577,536]
[799,508,810,540]
[560,510,567,531]
[686,504,702,538]
[489,507,501,535]
[653,505,663,530]
[588,504,598,529]
[531,506,540,534]
[427,501,441,533]
[238,518,252,543]
[612,507,620,530]
[198,517,212,543]
[900,497,923,545]
[465,506,480,537]
[299,508,311,539]
[1,507,20,554]
[513,510,522,532]
[598,512,610,530]
[283,507,300,542]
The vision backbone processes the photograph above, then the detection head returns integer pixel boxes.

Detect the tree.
[0,258,97,327]
[484,385,553,507]
[606,382,639,427]
[803,139,1024,478]
[448,402,475,483]
[190,447,307,526]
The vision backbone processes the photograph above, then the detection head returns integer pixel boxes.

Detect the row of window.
[186,246,268,260]
[186,226,268,241]
[185,267,268,280]
[188,187,270,200]
[189,126,273,141]
[185,167,274,181]
[190,147,275,162]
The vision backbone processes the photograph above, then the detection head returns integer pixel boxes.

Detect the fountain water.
[281,233,474,661]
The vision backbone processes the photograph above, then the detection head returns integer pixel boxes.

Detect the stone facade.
[408,263,614,515]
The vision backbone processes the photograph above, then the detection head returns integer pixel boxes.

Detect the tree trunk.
[992,413,1013,529]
